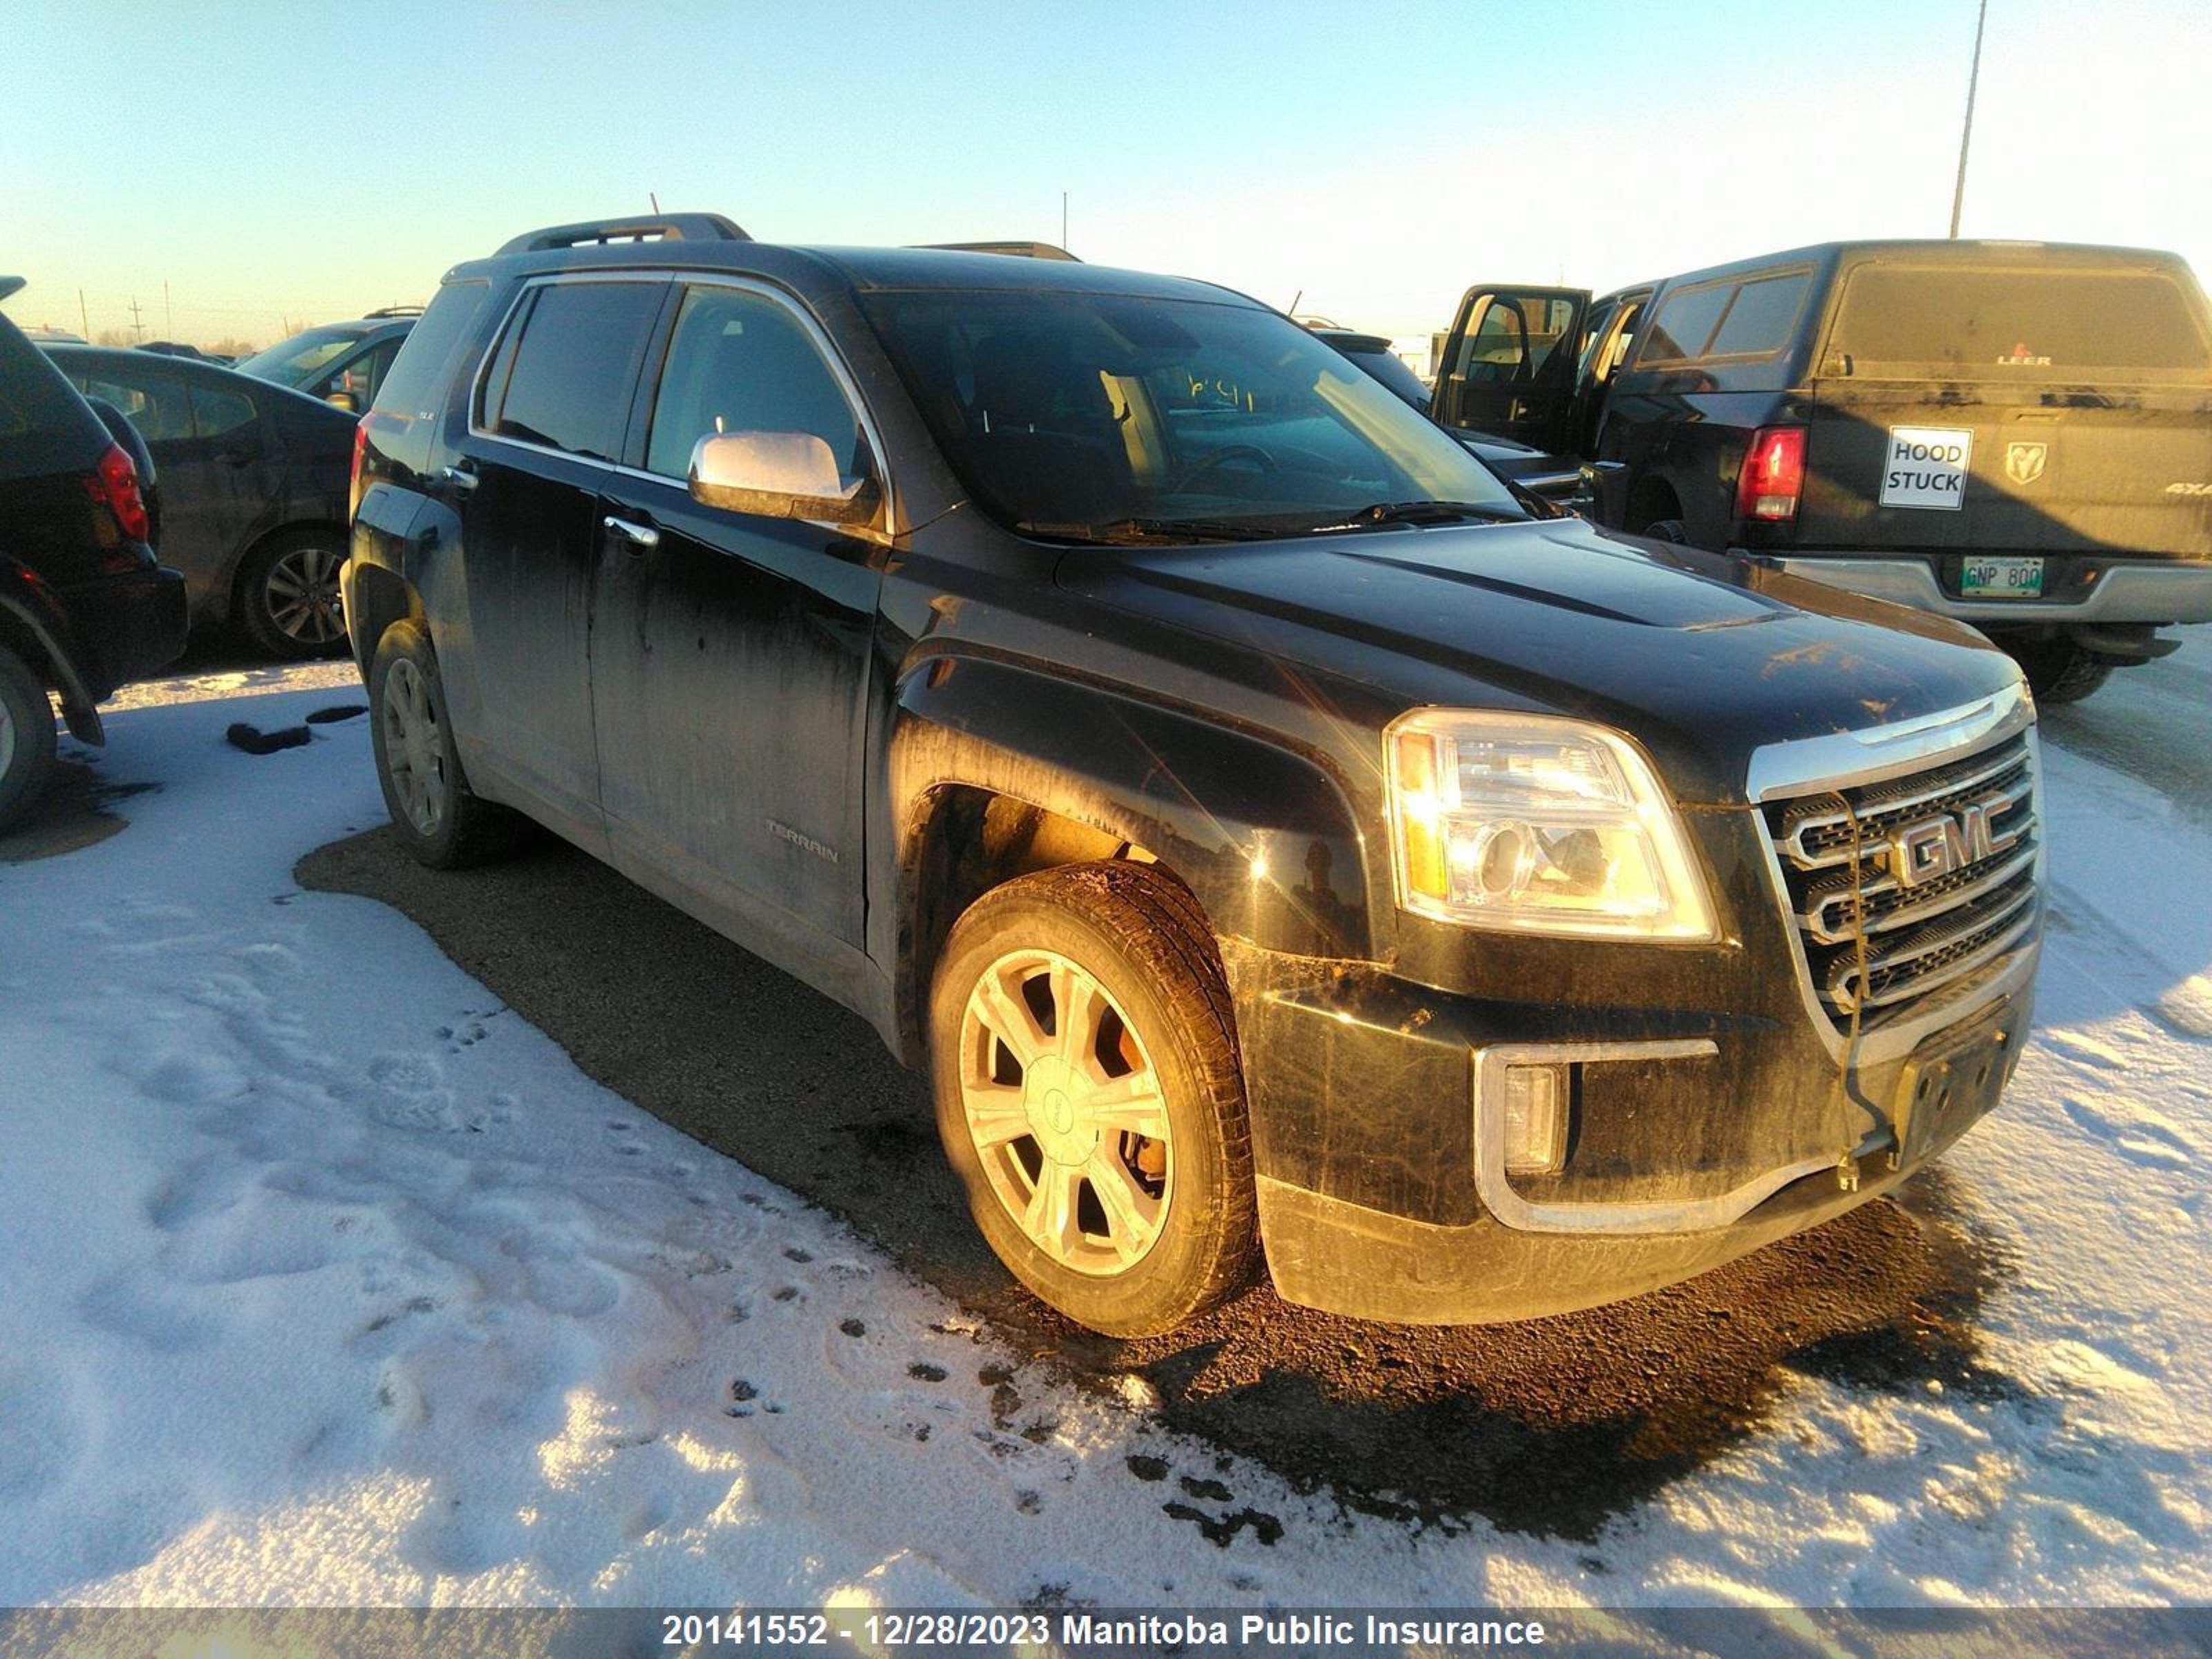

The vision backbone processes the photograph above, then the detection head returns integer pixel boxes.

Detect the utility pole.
[1061,191,1068,251]
[1949,0,1989,238]
[165,281,173,338]
[77,289,90,339]
[126,297,147,341]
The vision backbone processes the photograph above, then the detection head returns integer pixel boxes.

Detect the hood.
[1052,516,2021,805]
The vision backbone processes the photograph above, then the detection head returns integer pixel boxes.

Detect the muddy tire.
[1642,518,1691,544]
[368,620,524,868]
[2011,640,2113,706]
[929,861,1256,1336]
[0,646,57,836]
[238,527,350,659]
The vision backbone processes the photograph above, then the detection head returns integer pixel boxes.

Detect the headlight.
[1385,709,1718,940]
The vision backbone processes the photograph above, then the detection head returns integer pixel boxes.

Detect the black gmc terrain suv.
[347,216,2044,1335]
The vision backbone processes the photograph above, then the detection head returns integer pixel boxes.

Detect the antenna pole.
[1061,191,1068,250]
[1949,0,1989,238]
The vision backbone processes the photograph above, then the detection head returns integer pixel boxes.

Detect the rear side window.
[70,365,194,442]
[482,281,664,462]
[373,281,488,423]
[642,285,868,483]
[1636,283,1733,364]
[1830,265,2212,375]
[1707,273,1810,357]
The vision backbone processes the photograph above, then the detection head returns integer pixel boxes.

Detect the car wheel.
[929,861,1256,1336]
[368,619,523,868]
[0,646,57,836]
[238,529,350,659]
[1642,518,1692,543]
[2011,639,2112,706]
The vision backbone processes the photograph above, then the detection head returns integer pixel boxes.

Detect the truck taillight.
[348,418,371,520]
[85,442,151,543]
[1735,427,1806,523]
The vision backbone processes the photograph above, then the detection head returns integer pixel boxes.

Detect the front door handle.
[602,514,660,552]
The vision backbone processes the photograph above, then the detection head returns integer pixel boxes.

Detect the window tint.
[1636,283,1733,364]
[1456,294,1577,386]
[487,281,663,462]
[644,286,868,483]
[1707,273,1810,357]
[1830,265,2211,374]
[190,383,256,440]
[375,281,488,422]
[71,366,194,442]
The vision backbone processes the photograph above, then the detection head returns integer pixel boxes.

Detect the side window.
[332,337,402,405]
[188,384,263,457]
[1459,301,1528,384]
[72,368,193,442]
[1707,273,1810,358]
[1635,283,1734,365]
[643,285,868,485]
[485,281,664,463]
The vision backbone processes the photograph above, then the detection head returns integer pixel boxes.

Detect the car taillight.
[348,418,371,520]
[1735,427,1806,523]
[85,442,151,543]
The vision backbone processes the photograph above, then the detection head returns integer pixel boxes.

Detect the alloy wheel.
[956,948,1173,1276]
[380,657,446,836]
[265,543,347,645]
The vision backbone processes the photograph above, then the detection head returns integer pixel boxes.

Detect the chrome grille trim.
[1754,707,2043,1039]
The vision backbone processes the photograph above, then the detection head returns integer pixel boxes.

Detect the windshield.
[860,288,1523,539]
[236,326,369,385]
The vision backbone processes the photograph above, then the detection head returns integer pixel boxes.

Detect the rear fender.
[0,559,103,743]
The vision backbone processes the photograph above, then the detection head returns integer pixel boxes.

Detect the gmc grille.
[1763,731,2041,1032]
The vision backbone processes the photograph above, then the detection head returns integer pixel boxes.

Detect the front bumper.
[1766,553,2212,625]
[1226,942,2034,1324]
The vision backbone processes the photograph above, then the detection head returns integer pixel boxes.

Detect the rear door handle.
[602,514,660,552]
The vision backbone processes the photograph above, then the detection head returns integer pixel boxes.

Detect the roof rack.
[364,304,424,319]
[916,241,1081,262]
[495,214,751,256]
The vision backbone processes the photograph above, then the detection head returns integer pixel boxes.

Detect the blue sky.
[6,0,2207,347]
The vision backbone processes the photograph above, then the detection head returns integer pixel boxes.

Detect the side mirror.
[688,431,878,525]
[325,391,359,413]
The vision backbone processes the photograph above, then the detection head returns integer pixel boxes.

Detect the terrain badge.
[2005,441,2049,486]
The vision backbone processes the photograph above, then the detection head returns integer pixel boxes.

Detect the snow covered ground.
[2,643,2209,1610]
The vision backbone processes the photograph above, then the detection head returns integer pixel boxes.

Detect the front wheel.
[0,646,57,836]
[929,862,1256,1336]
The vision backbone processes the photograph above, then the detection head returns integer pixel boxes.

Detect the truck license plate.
[1961,556,2044,599]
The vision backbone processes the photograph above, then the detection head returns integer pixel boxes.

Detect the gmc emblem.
[1888,793,2021,888]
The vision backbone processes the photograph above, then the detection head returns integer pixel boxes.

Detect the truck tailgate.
[1799,378,2212,558]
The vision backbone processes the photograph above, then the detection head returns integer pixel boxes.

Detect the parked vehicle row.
[0,281,187,831]
[345,215,2045,1336]
[1428,241,2212,702]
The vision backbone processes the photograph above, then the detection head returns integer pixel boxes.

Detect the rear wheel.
[929,861,1256,1336]
[1642,518,1691,544]
[368,620,524,868]
[0,646,57,836]
[2009,639,2114,706]
[238,528,350,659]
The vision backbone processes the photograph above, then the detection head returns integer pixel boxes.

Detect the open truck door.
[1432,285,1591,454]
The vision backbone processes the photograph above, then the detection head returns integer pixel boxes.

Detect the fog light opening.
[1501,1062,1571,1176]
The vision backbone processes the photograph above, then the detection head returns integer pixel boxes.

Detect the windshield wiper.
[1013,516,1288,545]
[1315,499,1531,530]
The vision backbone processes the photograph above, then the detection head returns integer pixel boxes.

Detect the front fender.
[879,653,1379,1053]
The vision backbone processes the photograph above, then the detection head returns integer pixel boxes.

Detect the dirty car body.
[347,221,2041,1327]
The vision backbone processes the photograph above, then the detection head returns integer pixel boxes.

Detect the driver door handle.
[602,514,660,552]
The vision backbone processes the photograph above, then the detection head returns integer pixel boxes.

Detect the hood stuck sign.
[1880,425,1974,510]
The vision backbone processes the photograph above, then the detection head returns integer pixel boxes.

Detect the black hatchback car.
[45,346,359,657]
[346,216,2041,1337]
[0,282,187,829]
